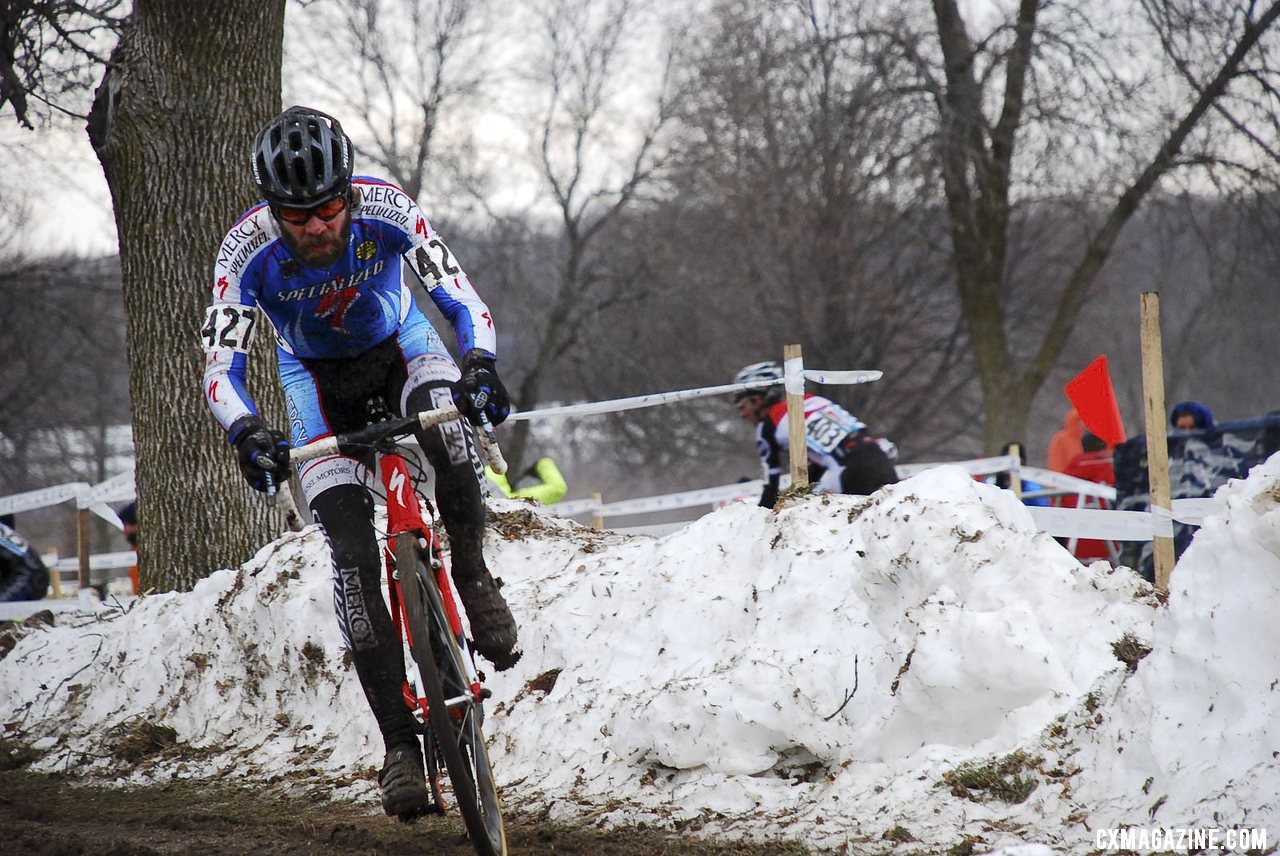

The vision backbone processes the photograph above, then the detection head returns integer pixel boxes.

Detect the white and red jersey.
[756,394,896,499]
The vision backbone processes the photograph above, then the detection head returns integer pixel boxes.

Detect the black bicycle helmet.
[251,106,353,206]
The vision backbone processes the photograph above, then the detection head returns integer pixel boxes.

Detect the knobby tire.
[395,533,507,856]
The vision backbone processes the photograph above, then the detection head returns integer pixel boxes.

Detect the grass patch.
[942,750,1041,804]
[1111,632,1152,672]
[107,718,180,762]
[0,736,39,770]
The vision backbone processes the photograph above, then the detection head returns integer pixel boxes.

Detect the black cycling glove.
[228,415,291,492]
[453,350,511,426]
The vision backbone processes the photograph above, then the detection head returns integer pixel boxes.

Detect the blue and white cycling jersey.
[202,176,496,435]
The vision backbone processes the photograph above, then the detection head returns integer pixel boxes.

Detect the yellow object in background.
[486,457,567,504]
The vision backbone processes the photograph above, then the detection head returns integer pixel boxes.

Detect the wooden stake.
[590,492,604,530]
[784,344,808,491]
[46,551,62,599]
[1139,292,1176,590]
[76,508,92,591]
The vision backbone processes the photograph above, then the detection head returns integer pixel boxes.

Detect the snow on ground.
[2,461,1278,854]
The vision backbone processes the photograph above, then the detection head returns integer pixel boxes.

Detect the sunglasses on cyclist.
[271,195,348,225]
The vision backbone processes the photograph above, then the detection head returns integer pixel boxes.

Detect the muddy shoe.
[454,570,521,671]
[380,744,430,819]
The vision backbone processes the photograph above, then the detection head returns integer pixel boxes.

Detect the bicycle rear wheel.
[395,533,507,856]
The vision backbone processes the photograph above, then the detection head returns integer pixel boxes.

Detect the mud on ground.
[1,770,814,855]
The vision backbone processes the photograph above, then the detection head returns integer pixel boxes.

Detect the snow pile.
[1064,453,1280,830]
[3,461,1277,853]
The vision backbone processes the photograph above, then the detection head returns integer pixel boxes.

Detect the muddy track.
[1,770,815,855]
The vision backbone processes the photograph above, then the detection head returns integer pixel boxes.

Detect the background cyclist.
[201,106,517,819]
[732,361,899,508]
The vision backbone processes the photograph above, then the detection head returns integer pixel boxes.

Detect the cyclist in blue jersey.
[201,106,517,819]
[732,362,899,508]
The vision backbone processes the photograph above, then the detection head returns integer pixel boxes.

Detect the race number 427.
[201,305,258,352]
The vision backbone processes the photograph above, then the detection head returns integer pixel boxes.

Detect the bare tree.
[286,0,495,207]
[0,0,126,129]
[495,0,684,472]
[91,0,288,591]
[891,0,1280,451]
[641,0,977,460]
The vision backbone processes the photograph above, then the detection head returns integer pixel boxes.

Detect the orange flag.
[1064,356,1127,447]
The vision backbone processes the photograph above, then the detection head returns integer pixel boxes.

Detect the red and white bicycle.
[279,403,508,856]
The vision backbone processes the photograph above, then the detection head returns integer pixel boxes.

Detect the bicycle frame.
[379,450,485,718]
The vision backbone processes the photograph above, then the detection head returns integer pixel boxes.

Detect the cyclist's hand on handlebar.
[453,349,511,427]
[228,415,291,492]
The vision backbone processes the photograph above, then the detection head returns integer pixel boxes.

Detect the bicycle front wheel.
[395,533,507,856]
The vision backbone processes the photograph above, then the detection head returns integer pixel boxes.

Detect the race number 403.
[201,305,258,353]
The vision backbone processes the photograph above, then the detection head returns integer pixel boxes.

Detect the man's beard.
[279,213,350,267]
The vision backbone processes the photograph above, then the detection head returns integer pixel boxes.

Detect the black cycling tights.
[309,382,488,751]
[311,482,419,750]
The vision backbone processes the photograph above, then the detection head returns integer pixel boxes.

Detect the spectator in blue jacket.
[0,519,49,602]
[1170,401,1214,431]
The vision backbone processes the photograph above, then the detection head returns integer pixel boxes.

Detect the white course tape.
[552,497,605,516]
[1021,466,1117,501]
[595,481,764,517]
[507,371,882,421]
[1149,504,1177,538]
[78,469,136,508]
[1027,506,1162,541]
[0,482,91,516]
[803,369,884,385]
[1169,497,1219,526]
[551,480,765,517]
[784,357,805,395]
[896,456,1019,479]
[51,550,137,572]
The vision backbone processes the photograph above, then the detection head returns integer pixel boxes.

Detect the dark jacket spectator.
[0,520,49,602]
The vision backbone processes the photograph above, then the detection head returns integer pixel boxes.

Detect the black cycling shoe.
[453,568,521,671]
[379,744,431,819]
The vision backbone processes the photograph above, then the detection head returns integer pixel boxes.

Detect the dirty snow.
[3,461,1278,854]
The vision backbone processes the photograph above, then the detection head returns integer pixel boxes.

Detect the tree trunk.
[91,0,287,591]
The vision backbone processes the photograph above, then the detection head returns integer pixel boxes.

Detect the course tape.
[550,472,1215,541]
[508,370,883,421]
[0,482,91,516]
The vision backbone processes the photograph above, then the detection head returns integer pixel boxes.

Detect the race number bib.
[200,305,258,352]
[805,411,847,453]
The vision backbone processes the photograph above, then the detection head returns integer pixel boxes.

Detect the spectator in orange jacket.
[1048,408,1085,472]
